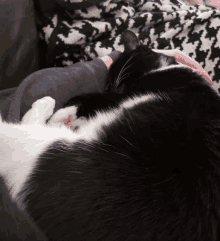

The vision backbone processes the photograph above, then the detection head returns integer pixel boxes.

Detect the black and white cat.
[1,30,220,241]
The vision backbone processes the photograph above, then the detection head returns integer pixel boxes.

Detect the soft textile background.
[0,0,39,90]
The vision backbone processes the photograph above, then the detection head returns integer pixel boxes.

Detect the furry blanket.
[36,0,220,93]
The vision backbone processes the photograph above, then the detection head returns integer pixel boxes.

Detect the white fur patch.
[76,108,121,140]
[0,117,80,209]
[76,93,159,139]
[121,94,158,109]
[149,64,191,74]
[158,54,170,69]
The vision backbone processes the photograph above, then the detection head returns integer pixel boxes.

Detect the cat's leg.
[22,96,56,125]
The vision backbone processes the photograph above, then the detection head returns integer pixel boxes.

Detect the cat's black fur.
[1,30,220,241]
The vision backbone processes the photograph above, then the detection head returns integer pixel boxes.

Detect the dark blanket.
[0,0,40,90]
[36,0,220,93]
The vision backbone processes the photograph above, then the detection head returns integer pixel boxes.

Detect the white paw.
[48,106,78,125]
[32,96,55,119]
[68,116,87,131]
[22,96,56,125]
[48,106,87,130]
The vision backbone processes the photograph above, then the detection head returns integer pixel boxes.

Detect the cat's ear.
[122,30,140,53]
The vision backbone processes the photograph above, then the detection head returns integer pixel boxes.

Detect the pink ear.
[153,49,213,85]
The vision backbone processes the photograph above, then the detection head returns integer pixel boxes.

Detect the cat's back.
[21,90,220,241]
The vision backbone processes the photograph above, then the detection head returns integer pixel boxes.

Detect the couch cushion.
[0,0,40,90]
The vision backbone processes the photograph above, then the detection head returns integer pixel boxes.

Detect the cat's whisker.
[114,151,130,159]
[114,51,138,89]
[124,115,135,134]
[115,72,131,85]
[120,135,136,148]
[124,108,135,126]
[113,77,118,89]
[83,141,110,153]
[116,61,134,81]
[100,142,116,150]
[120,72,130,78]
[115,66,133,88]
[152,174,177,186]
[115,73,131,86]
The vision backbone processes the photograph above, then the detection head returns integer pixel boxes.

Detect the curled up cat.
[0,30,220,241]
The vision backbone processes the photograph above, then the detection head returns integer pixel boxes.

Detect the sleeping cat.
[1,30,220,241]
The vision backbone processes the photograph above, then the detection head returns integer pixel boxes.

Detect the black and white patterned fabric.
[36,0,220,93]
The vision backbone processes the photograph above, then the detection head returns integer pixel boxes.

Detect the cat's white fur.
[121,93,159,108]
[149,64,191,74]
[0,94,159,211]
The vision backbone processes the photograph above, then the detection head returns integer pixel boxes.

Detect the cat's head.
[107,30,179,94]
